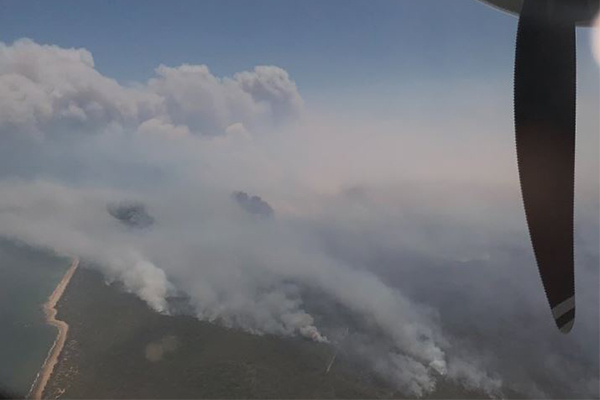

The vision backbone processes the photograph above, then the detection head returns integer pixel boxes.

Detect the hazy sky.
[1,1,596,95]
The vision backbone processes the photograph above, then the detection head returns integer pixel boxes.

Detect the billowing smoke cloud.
[0,39,157,141]
[0,39,302,141]
[0,39,597,398]
[147,64,302,136]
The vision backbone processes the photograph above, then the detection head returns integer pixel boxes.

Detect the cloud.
[148,64,302,136]
[0,39,157,141]
[0,39,302,142]
[0,39,597,398]
[234,66,304,122]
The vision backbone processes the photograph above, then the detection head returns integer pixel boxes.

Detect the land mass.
[43,266,488,399]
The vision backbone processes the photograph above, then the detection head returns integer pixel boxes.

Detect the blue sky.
[1,1,509,82]
[2,0,597,105]
[0,2,548,84]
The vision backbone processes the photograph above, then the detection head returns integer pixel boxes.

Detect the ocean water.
[0,238,70,397]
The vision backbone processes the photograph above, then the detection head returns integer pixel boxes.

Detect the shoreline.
[28,257,79,400]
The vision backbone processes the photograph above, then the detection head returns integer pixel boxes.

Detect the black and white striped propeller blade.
[514,0,576,333]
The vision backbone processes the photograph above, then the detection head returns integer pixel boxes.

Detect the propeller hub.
[479,0,599,26]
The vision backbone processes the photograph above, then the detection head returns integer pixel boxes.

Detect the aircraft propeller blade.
[514,0,577,333]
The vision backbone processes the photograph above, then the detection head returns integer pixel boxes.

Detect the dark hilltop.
[232,191,274,218]
[107,201,155,229]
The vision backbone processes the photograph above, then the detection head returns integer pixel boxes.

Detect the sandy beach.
[29,257,79,400]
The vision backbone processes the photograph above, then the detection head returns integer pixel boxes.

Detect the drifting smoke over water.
[0,39,598,397]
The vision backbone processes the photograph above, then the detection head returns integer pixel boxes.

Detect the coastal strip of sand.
[28,257,79,400]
